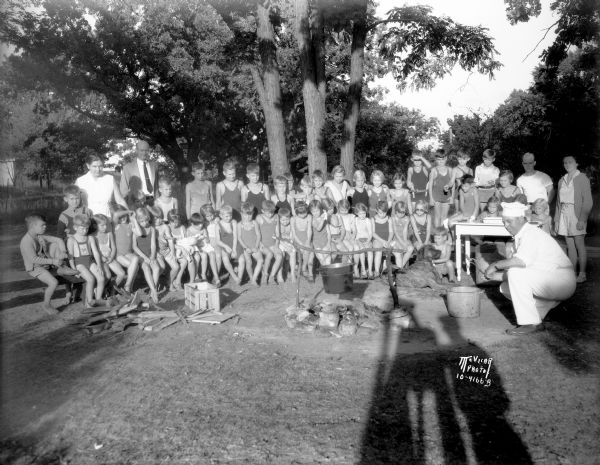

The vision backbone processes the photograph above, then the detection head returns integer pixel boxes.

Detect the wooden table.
[454,222,511,281]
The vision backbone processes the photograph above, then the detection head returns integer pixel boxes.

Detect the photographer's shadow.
[359,312,532,464]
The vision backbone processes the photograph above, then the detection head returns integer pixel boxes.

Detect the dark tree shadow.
[359,309,532,464]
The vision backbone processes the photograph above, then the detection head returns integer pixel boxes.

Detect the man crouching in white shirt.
[485,202,576,335]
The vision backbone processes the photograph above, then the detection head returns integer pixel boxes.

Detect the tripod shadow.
[359,311,532,464]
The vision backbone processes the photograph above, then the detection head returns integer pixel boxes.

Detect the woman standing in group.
[75,154,128,216]
[554,155,593,283]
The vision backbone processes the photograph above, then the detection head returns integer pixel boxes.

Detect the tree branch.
[521,20,559,63]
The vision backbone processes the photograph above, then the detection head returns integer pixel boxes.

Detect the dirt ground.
[1,223,599,465]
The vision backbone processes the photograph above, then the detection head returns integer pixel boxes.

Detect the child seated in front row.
[409,200,432,250]
[238,202,263,286]
[217,205,246,285]
[67,214,106,307]
[188,212,219,285]
[257,200,283,284]
[531,198,552,234]
[132,207,161,303]
[291,201,313,280]
[277,207,297,282]
[322,198,347,262]
[371,200,393,277]
[338,199,357,260]
[167,209,197,286]
[431,227,456,283]
[391,201,414,269]
[112,206,141,294]
[20,214,73,314]
[201,204,222,276]
[93,214,126,293]
[148,206,181,291]
[354,202,373,279]
[310,199,331,268]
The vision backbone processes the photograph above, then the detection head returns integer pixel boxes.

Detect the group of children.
[22,149,556,312]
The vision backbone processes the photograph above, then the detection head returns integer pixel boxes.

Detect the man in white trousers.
[484,202,576,335]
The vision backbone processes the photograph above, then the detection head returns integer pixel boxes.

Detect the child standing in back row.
[57,185,91,239]
[216,159,243,222]
[474,149,500,210]
[348,169,370,210]
[428,150,455,228]
[452,150,473,212]
[241,163,269,217]
[155,177,178,222]
[389,172,412,212]
[186,161,213,218]
[368,170,389,217]
[407,151,431,209]
[447,175,480,229]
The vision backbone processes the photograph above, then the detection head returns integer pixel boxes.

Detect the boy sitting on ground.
[20,214,75,314]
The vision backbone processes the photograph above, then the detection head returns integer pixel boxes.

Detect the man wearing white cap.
[484,202,576,335]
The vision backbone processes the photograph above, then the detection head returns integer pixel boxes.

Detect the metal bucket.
[446,286,483,318]
[320,263,353,294]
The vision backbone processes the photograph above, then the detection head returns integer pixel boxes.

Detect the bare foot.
[150,290,159,303]
[250,280,259,286]
[41,304,59,315]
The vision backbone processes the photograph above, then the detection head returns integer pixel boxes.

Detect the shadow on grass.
[359,308,532,464]
[0,439,69,465]
[0,318,131,442]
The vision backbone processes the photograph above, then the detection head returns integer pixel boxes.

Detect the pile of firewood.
[80,292,238,335]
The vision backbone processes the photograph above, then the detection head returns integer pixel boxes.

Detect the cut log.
[137,311,177,319]
[151,316,180,331]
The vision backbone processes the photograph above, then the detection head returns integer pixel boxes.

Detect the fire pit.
[285,298,412,336]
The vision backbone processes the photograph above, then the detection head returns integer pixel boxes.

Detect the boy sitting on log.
[19,214,78,314]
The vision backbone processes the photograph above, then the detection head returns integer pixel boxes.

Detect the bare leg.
[165,255,180,290]
[262,249,273,284]
[252,252,263,284]
[174,257,187,288]
[186,258,197,284]
[574,235,587,278]
[108,261,126,287]
[36,269,59,314]
[77,265,97,307]
[221,254,240,284]
[434,202,442,228]
[269,248,283,282]
[199,251,208,280]
[564,236,577,269]
[446,260,456,282]
[289,251,297,282]
[374,250,382,276]
[141,262,158,302]
[403,246,414,267]
[236,254,246,282]
[90,263,106,301]
[243,251,254,283]
[367,251,374,276]
[440,202,450,227]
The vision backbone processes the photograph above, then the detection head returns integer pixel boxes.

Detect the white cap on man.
[501,202,528,217]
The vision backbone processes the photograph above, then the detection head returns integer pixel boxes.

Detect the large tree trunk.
[340,0,367,177]
[294,0,327,174]
[252,2,289,178]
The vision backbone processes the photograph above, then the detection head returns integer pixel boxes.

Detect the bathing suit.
[221,181,242,221]
[246,184,266,215]
[409,216,429,243]
[374,217,391,241]
[312,220,328,249]
[97,233,111,260]
[240,222,258,250]
[351,188,370,210]
[114,223,133,256]
[136,229,153,257]
[460,189,478,216]
[71,236,93,268]
[496,186,520,203]
[274,195,292,214]
[258,217,277,247]
[293,218,309,244]
[411,169,429,203]
[368,188,387,215]
[432,168,452,203]
[329,214,343,241]
[219,222,243,255]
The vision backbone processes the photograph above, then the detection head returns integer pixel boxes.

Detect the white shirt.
[325,180,349,203]
[513,222,572,271]
[558,170,579,204]
[474,164,500,188]
[516,171,553,203]
[75,172,115,216]
[136,158,154,196]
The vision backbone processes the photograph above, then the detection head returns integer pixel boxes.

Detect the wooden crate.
[184,282,220,312]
